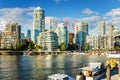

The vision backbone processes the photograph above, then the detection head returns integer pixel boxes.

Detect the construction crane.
[71,10,81,33]
[61,10,68,26]
[71,22,75,33]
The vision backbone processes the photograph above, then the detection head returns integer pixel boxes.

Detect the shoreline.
[0,51,73,55]
[0,50,119,55]
[0,51,24,55]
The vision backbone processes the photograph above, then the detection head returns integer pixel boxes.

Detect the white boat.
[23,52,27,56]
[79,62,106,80]
[48,73,74,80]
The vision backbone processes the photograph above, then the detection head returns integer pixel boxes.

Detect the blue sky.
[0,0,120,36]
[0,0,120,17]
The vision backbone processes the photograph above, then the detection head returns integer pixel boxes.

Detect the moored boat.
[48,73,74,80]
[79,62,106,80]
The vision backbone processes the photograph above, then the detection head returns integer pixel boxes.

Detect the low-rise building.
[37,31,58,51]
[68,32,74,45]
[86,22,120,50]
[86,35,100,50]
[1,22,21,49]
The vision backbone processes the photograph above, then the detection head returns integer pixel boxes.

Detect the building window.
[12,26,16,31]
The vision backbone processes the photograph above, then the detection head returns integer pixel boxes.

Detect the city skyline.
[0,0,120,35]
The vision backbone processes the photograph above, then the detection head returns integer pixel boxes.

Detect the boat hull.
[86,72,105,80]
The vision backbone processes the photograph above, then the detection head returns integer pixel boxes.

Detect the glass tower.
[26,29,31,39]
[56,23,68,47]
[99,21,105,36]
[33,7,45,44]
[74,21,88,51]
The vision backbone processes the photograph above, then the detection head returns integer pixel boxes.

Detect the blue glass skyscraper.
[21,33,25,39]
[26,29,31,39]
[74,21,88,51]
[33,7,45,44]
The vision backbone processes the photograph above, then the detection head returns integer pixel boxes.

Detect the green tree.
[28,41,35,50]
[61,43,67,51]
[67,44,77,51]
[84,43,89,51]
[114,46,120,50]
[10,44,14,50]
[15,43,22,51]
[35,45,42,51]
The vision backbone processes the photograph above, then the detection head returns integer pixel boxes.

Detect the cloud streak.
[55,0,69,4]
[105,8,120,17]
[82,8,99,15]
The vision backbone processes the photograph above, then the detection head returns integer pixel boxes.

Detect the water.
[0,54,107,80]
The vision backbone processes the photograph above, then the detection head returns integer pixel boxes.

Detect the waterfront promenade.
[0,50,72,55]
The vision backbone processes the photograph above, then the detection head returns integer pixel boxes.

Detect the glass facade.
[33,7,45,44]
[26,29,31,39]
[56,23,68,47]
[74,21,88,50]
[21,33,25,39]
[37,31,58,51]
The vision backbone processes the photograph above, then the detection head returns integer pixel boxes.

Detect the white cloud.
[80,16,102,23]
[55,0,69,4]
[106,8,120,17]
[105,8,120,30]
[0,7,35,33]
[0,19,7,31]
[82,8,99,15]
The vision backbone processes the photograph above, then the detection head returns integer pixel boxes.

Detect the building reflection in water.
[0,54,107,80]
[0,55,19,80]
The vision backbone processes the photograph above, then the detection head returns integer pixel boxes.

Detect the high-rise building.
[99,21,105,36]
[109,25,114,36]
[85,22,120,50]
[68,32,74,45]
[26,29,31,39]
[74,21,88,36]
[0,32,1,48]
[21,33,25,39]
[112,28,120,47]
[37,31,58,51]
[99,36,107,49]
[56,23,68,47]
[107,35,114,49]
[74,21,88,51]
[49,18,57,31]
[1,22,21,49]
[86,35,100,50]
[33,7,45,44]
[83,22,88,35]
